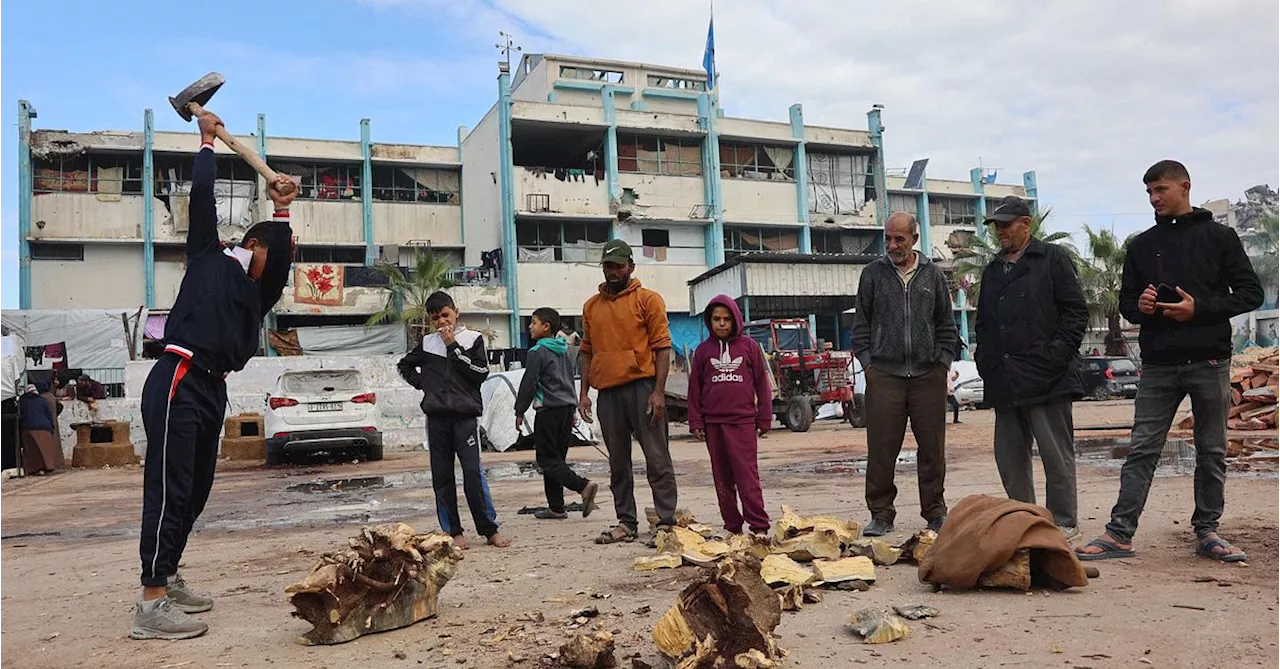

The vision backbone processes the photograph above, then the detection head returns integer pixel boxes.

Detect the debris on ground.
[847,608,910,644]
[976,548,1031,591]
[775,585,805,611]
[771,506,861,558]
[652,555,784,668]
[558,631,617,668]
[759,554,816,587]
[848,538,904,565]
[894,530,936,564]
[634,554,683,571]
[892,604,939,620]
[1192,348,1279,432]
[812,556,876,585]
[284,523,461,645]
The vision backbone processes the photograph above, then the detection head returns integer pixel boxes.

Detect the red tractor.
[744,319,864,432]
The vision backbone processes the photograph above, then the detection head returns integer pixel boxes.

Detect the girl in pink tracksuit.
[688,294,774,535]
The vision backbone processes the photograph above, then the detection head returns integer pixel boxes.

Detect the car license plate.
[1122,384,1136,390]
[308,402,343,412]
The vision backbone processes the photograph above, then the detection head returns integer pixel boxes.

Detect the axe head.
[169,72,226,122]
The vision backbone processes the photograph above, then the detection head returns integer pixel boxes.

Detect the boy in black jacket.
[132,110,296,640]
[514,307,599,520]
[398,292,511,549]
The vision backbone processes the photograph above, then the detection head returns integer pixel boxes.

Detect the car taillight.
[361,426,378,432]
[269,397,298,409]
[352,393,377,405]
[1104,368,1114,380]
[273,431,290,438]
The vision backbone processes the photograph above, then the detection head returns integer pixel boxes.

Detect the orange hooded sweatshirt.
[581,278,672,390]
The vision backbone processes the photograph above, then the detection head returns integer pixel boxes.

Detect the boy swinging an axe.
[131,103,297,640]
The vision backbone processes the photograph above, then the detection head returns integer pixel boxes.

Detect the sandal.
[1075,537,1136,561]
[1196,537,1247,563]
[595,525,636,545]
[581,482,599,519]
[534,509,568,520]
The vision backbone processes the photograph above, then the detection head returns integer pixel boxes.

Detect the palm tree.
[1080,225,1132,356]
[952,208,1079,305]
[365,250,456,344]
[1243,214,1278,308]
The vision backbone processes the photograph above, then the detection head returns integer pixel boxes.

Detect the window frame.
[30,242,85,261]
[617,134,702,177]
[719,142,794,181]
[516,220,610,262]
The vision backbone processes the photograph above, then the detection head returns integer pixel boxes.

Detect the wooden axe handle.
[186,102,295,196]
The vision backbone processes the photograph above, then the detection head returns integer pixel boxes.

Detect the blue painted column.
[143,109,156,308]
[602,85,621,209]
[955,167,985,359]
[17,100,36,309]
[916,167,931,258]
[1023,170,1038,216]
[790,104,812,253]
[866,106,888,227]
[360,119,375,266]
[697,93,725,267]
[498,64,520,343]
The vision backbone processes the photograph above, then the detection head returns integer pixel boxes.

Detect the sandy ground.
[2,399,1277,669]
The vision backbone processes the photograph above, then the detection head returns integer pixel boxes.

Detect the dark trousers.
[139,353,226,587]
[427,416,499,538]
[534,405,589,512]
[864,364,948,524]
[994,399,1077,527]
[596,378,678,531]
[706,422,769,534]
[946,395,960,422]
[1106,360,1230,543]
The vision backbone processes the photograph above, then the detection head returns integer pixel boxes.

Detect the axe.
[169,72,296,196]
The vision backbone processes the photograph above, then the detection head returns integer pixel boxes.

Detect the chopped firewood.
[771,529,843,561]
[775,585,804,612]
[976,547,1031,591]
[772,506,861,546]
[635,554,683,572]
[558,631,617,668]
[759,554,816,587]
[801,589,823,604]
[1232,388,1244,405]
[726,533,772,560]
[655,526,707,555]
[732,648,779,669]
[652,555,783,668]
[1229,418,1268,430]
[894,530,937,564]
[1253,364,1279,375]
[812,557,876,584]
[1239,376,1255,391]
[848,538,904,565]
[645,507,698,532]
[1227,440,1245,458]
[285,523,461,645]
[1243,386,1278,403]
[1229,402,1264,418]
[1251,372,1271,388]
[1177,413,1195,429]
[1231,369,1251,383]
[847,608,910,644]
[1240,406,1277,421]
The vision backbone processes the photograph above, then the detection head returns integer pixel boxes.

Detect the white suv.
[264,369,383,466]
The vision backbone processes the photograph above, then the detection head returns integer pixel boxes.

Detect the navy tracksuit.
[138,142,292,587]
[397,327,499,538]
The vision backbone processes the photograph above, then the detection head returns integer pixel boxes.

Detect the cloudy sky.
[2,0,1277,307]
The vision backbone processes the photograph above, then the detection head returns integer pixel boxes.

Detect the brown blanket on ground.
[919,494,1088,590]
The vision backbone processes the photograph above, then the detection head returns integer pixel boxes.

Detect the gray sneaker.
[1059,525,1081,542]
[129,596,209,640]
[167,573,214,613]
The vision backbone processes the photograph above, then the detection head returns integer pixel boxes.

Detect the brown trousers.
[864,364,948,524]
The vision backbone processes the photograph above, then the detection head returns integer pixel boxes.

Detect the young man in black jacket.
[852,212,958,537]
[398,292,511,550]
[1079,160,1263,563]
[974,196,1088,539]
[132,110,296,640]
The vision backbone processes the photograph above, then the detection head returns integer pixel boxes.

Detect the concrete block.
[224,413,265,439]
[221,436,266,461]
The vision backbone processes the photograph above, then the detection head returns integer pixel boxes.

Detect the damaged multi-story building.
[15,53,1037,355]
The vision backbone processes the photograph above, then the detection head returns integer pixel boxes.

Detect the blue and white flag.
[703,15,716,90]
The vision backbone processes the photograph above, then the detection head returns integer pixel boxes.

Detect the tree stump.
[285,523,462,645]
[652,554,784,668]
[976,547,1031,591]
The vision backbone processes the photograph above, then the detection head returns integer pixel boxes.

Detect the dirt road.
[2,400,1276,668]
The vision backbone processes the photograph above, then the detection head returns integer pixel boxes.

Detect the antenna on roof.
[496,31,522,67]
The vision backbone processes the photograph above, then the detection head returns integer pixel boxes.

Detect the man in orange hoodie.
[578,240,678,545]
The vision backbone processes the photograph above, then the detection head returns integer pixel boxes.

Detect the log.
[652,555,784,668]
[1229,401,1264,418]
[558,631,617,668]
[285,523,461,645]
[846,608,910,644]
[976,547,1031,591]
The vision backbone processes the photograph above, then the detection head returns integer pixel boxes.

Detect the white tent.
[1,332,26,401]
[476,369,597,452]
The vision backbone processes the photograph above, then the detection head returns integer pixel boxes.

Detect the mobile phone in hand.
[1156,283,1179,304]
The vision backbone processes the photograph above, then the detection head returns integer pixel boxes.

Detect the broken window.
[29,242,84,261]
[154,246,187,263]
[617,134,702,177]
[929,196,977,227]
[723,226,799,259]
[296,246,366,264]
[720,143,794,181]
[641,228,670,247]
[371,166,459,204]
[887,193,919,215]
[646,75,705,91]
[513,124,605,176]
[154,155,258,229]
[517,220,608,262]
[811,229,879,255]
[559,66,624,84]
[269,161,361,201]
[808,152,873,215]
[34,153,143,195]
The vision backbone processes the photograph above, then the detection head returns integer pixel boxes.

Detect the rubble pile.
[1178,347,1278,433]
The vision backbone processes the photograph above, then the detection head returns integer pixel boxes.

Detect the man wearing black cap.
[975,195,1088,540]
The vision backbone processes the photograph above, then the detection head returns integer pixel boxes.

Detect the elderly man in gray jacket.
[852,212,958,536]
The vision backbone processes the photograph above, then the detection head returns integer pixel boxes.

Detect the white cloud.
[482,0,1279,238]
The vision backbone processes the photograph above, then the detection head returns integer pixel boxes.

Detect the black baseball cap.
[601,239,633,265]
[984,195,1032,224]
